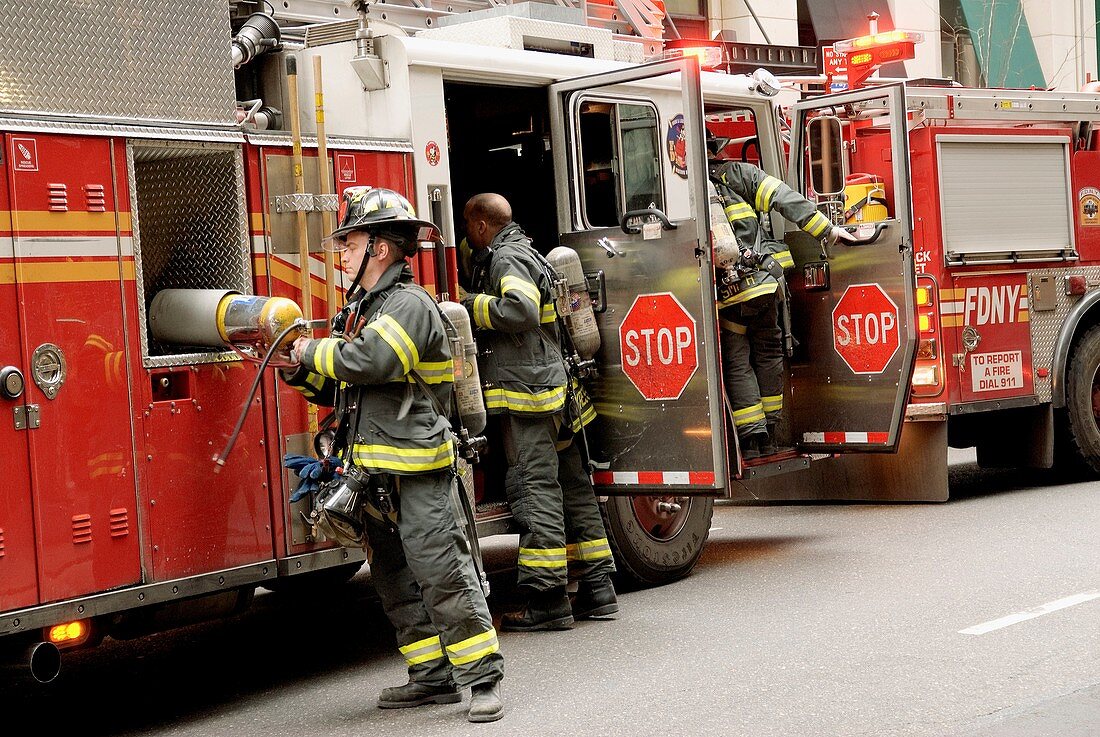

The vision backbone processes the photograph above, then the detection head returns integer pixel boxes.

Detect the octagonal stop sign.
[619,292,698,400]
[832,283,901,374]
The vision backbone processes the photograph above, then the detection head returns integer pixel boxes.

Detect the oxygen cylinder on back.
[438,300,487,436]
[708,179,740,271]
[546,246,601,360]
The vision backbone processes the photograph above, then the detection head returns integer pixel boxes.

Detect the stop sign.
[832,283,901,374]
[619,292,698,400]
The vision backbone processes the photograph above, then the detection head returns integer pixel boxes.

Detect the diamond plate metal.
[0,0,236,125]
[1026,268,1100,404]
[129,141,251,364]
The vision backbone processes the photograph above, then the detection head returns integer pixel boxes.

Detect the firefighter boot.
[378,681,462,709]
[740,431,769,460]
[468,679,505,723]
[572,576,619,619]
[501,586,574,631]
[765,422,787,454]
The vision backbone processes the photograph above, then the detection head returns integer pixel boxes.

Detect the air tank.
[708,179,741,271]
[546,246,601,360]
[149,289,304,361]
[438,300,487,436]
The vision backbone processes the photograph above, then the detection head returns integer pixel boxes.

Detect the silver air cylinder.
[546,246,601,360]
[149,289,304,357]
[708,179,741,271]
[439,300,487,436]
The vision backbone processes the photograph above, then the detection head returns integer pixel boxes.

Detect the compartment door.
[785,83,917,453]
[549,58,726,493]
[0,139,39,611]
[8,133,141,602]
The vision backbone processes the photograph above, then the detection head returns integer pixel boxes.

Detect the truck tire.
[601,494,714,589]
[260,560,364,594]
[1062,324,1100,475]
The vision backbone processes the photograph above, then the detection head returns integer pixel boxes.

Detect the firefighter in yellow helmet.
[284,186,504,723]
[462,192,618,631]
[707,132,855,457]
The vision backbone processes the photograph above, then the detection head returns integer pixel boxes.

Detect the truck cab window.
[577,98,663,228]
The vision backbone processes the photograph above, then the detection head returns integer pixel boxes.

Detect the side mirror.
[807,115,845,197]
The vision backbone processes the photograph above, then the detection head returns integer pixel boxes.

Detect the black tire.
[601,494,714,589]
[1061,324,1100,476]
[260,560,364,594]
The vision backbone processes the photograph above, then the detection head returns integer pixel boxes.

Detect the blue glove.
[283,454,343,502]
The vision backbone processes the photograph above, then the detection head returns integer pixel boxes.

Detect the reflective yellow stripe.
[400,635,444,666]
[484,385,566,413]
[351,439,455,472]
[413,359,454,384]
[368,314,419,375]
[804,212,831,238]
[446,628,500,667]
[566,538,613,561]
[518,546,568,568]
[726,281,778,304]
[724,202,757,221]
[773,249,794,269]
[310,338,340,379]
[473,293,494,329]
[501,274,541,304]
[305,372,325,391]
[761,395,783,412]
[733,402,766,426]
[290,383,314,398]
[719,318,747,335]
[541,303,557,324]
[756,176,782,211]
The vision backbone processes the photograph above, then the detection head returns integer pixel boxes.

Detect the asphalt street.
[7,449,1100,737]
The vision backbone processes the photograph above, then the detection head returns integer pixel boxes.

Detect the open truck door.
[740,82,945,502]
[548,58,723,584]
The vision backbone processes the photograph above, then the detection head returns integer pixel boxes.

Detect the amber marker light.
[47,620,90,647]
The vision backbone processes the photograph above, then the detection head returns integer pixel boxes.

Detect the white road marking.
[959,591,1100,635]
[709,527,723,532]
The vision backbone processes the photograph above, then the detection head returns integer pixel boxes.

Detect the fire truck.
[0,0,928,682]
[719,30,1100,505]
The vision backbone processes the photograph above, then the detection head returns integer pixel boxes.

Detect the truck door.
[0,144,39,611]
[549,58,726,493]
[784,83,917,453]
[7,134,142,602]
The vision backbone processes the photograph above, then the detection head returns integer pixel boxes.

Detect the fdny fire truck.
[0,0,927,681]
[722,31,1100,505]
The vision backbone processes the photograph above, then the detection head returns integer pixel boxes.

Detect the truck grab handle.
[621,208,678,235]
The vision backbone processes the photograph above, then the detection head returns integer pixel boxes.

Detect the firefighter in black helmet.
[283,186,505,723]
[706,131,855,458]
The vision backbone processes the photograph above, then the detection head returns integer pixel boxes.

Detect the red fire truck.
[712,30,1100,505]
[0,1,974,683]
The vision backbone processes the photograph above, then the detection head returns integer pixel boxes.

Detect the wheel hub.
[631,495,691,542]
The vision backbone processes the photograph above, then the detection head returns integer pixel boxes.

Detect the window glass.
[577,98,663,228]
[619,104,662,213]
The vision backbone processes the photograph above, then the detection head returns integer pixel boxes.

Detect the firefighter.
[462,192,617,631]
[707,133,855,457]
[284,187,505,723]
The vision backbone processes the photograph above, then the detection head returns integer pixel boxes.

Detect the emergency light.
[833,29,923,89]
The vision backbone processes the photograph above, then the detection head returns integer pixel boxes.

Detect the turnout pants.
[365,469,503,689]
[719,293,784,439]
[500,414,615,591]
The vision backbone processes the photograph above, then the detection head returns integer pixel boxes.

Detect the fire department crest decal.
[666,114,688,179]
[425,140,441,167]
[1079,187,1100,227]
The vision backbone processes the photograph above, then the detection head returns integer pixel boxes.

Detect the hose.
[213,320,307,470]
